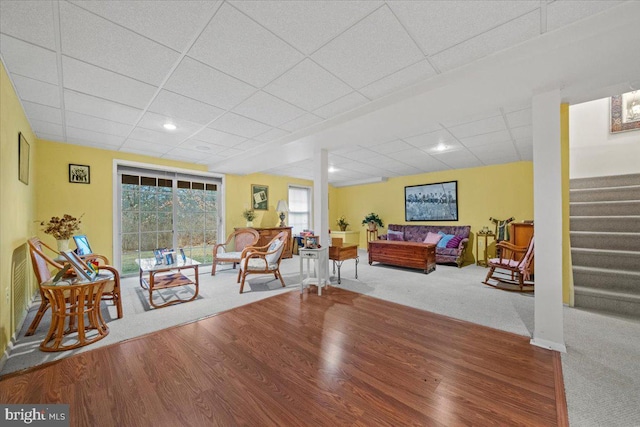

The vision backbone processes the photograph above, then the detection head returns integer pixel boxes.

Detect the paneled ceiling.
[1,1,639,185]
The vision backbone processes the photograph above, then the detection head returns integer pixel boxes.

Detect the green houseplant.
[242,209,256,227]
[361,213,384,230]
[336,216,349,231]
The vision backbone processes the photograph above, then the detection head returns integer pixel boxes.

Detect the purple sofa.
[381,224,471,267]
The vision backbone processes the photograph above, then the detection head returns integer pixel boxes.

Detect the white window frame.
[288,184,312,235]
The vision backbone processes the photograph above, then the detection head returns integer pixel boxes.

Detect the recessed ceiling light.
[163,123,177,130]
[328,166,337,173]
[435,143,447,152]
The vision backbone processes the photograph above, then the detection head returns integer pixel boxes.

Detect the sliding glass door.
[117,167,221,275]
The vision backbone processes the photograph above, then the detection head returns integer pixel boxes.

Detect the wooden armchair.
[483,237,534,292]
[237,231,287,293]
[26,237,122,336]
[211,228,260,275]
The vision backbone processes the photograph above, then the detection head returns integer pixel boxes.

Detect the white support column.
[313,148,330,279]
[531,90,566,352]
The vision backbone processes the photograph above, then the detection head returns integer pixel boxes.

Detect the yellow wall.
[224,173,313,236]
[0,62,38,358]
[35,140,207,263]
[330,161,534,263]
[561,104,574,305]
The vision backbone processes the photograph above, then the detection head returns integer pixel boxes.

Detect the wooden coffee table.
[329,244,359,284]
[368,240,436,274]
[136,257,200,309]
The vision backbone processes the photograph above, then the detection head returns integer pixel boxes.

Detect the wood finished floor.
[0,287,565,426]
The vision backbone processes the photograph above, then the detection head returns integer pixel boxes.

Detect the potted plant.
[361,213,384,231]
[242,209,256,227]
[336,216,349,231]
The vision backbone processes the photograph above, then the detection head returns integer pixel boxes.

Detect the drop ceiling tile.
[164,57,256,110]
[60,2,179,85]
[178,138,228,153]
[313,92,370,119]
[265,59,352,111]
[459,130,512,147]
[218,147,244,158]
[328,154,356,166]
[62,57,157,109]
[235,139,267,151]
[30,119,63,136]
[253,128,291,143]
[128,126,184,146]
[233,91,305,127]
[280,113,324,132]
[64,90,142,124]
[389,1,539,55]
[387,149,444,170]
[11,75,60,108]
[440,109,502,128]
[208,113,272,138]
[469,141,518,162]
[0,35,58,84]
[381,163,423,176]
[66,111,133,136]
[448,115,507,139]
[232,1,381,54]
[502,99,532,113]
[511,125,532,140]
[68,0,220,51]
[148,90,225,126]
[515,140,533,160]
[188,3,304,87]
[312,6,424,88]
[433,151,483,170]
[431,11,540,72]
[371,139,413,154]
[22,101,62,124]
[421,141,466,156]
[404,129,456,149]
[66,139,119,151]
[137,111,202,137]
[359,60,437,99]
[121,138,174,155]
[36,132,65,142]
[506,108,532,128]
[192,127,247,147]
[163,147,209,162]
[67,126,125,146]
[0,0,56,49]
[546,0,622,32]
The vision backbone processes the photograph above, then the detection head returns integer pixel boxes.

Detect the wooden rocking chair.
[483,237,534,292]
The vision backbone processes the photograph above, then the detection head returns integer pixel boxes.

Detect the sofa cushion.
[387,230,404,241]
[437,232,455,248]
[446,235,464,248]
[424,232,442,245]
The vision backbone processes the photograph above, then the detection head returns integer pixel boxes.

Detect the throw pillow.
[423,232,442,245]
[446,235,463,248]
[387,230,404,241]
[265,240,283,265]
[437,233,455,248]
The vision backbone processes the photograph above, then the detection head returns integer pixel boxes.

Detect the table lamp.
[276,200,289,227]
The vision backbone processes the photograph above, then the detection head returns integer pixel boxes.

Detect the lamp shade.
[276,200,289,212]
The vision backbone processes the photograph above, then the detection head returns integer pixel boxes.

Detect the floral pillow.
[423,232,442,245]
[387,230,404,241]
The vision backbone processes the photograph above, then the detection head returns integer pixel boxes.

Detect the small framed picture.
[69,164,90,184]
[251,184,269,210]
[304,236,319,249]
[179,248,187,263]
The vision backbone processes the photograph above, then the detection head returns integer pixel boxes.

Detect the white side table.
[299,247,329,295]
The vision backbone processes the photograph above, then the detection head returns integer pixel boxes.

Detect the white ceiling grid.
[0,0,633,185]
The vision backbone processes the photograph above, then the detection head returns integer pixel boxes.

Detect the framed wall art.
[610,91,640,133]
[69,164,90,184]
[251,184,269,210]
[405,180,458,221]
[18,132,30,185]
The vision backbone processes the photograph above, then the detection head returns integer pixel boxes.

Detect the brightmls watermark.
[1,405,69,426]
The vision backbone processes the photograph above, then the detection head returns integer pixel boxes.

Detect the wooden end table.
[329,244,359,284]
[136,257,200,309]
[39,277,110,352]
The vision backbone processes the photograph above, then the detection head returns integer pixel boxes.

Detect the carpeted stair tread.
[570,216,640,232]
[570,173,640,190]
[574,286,640,303]
[569,185,640,202]
[570,200,640,216]
[573,265,640,279]
[570,231,640,251]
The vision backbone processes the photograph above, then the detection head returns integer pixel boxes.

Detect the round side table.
[39,278,110,352]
